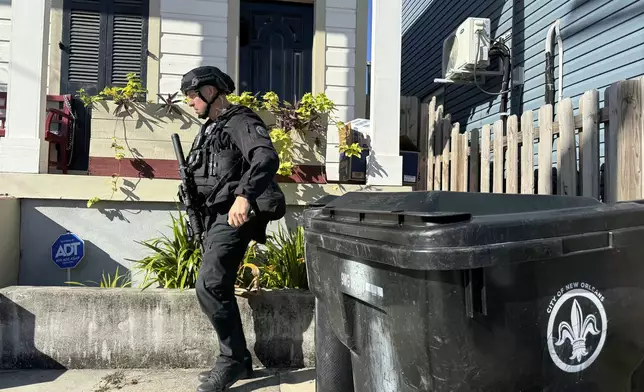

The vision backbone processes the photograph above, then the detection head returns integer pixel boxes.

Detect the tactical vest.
[185,105,286,221]
[186,107,246,207]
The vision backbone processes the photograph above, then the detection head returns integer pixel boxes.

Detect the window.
[60,0,149,96]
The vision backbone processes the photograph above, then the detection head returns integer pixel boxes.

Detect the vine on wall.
[227,91,362,176]
[78,75,361,207]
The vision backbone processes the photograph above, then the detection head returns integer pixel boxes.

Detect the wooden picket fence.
[409,76,644,203]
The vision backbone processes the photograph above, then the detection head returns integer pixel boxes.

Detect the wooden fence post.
[580,89,600,199]
[521,110,534,194]
[433,106,444,190]
[557,98,577,196]
[422,98,436,191]
[605,77,644,201]
[506,115,519,193]
[493,120,504,193]
[469,128,480,192]
[481,124,491,193]
[538,105,554,195]
[441,116,452,190]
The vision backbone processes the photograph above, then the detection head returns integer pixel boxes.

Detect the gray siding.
[401,0,644,140]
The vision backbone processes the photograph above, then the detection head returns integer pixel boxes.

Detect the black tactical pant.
[196,212,255,366]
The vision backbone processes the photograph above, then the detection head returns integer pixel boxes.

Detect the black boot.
[198,356,252,383]
[196,360,251,392]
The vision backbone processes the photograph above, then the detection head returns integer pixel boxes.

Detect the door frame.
[228,0,327,97]
[238,0,315,102]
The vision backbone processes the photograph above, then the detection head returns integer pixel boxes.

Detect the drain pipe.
[545,20,563,106]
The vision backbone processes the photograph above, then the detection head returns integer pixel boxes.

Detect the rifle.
[171,133,204,248]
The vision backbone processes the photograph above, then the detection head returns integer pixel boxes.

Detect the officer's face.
[186,86,218,118]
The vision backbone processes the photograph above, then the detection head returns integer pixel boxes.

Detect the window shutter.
[61,0,148,94]
[68,10,101,85]
[63,0,104,95]
[109,0,147,87]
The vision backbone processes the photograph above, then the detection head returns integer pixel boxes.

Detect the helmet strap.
[197,89,221,120]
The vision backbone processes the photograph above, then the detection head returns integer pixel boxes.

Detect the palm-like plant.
[257,225,308,290]
[130,210,201,290]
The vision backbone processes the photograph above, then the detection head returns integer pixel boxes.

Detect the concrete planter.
[0,286,315,370]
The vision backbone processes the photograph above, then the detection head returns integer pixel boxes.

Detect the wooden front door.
[239,0,314,104]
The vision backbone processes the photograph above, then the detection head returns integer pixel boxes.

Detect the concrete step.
[0,368,316,392]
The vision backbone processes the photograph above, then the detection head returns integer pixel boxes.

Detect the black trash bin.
[302,191,644,392]
[303,195,355,392]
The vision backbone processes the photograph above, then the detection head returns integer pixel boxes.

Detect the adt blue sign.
[51,233,85,269]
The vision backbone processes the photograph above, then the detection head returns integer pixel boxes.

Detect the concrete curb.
[0,286,315,369]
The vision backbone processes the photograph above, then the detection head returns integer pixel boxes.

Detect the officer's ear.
[202,85,219,101]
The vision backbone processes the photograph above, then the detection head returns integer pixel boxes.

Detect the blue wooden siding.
[401,0,644,140]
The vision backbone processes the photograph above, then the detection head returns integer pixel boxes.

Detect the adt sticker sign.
[51,233,85,269]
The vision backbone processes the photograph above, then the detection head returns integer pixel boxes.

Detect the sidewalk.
[0,368,315,392]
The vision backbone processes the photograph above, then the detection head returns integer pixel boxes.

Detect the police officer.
[179,65,286,392]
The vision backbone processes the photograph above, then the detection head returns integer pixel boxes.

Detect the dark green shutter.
[68,9,101,85]
[62,0,104,95]
[108,0,148,87]
[61,0,148,94]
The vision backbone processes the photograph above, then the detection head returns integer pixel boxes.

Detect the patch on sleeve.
[254,124,269,138]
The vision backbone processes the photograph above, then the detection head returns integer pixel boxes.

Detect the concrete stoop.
[0,286,315,370]
[0,368,316,392]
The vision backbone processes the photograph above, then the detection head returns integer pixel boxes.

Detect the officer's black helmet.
[180,66,235,95]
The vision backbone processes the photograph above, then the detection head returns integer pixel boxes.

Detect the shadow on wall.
[0,295,66,388]
[18,198,312,288]
[19,201,130,286]
[0,197,20,288]
[18,199,178,287]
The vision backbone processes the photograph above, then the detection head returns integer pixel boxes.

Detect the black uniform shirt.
[198,105,280,210]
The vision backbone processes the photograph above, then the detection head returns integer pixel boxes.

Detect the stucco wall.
[18,198,304,288]
[0,0,10,93]
[0,196,20,288]
[2,172,411,287]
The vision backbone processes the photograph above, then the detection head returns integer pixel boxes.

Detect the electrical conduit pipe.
[545,20,563,106]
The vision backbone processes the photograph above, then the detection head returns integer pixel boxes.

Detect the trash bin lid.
[305,191,644,270]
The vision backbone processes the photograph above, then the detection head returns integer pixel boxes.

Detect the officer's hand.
[228,196,250,228]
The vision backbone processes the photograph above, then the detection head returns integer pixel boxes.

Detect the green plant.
[157,92,184,117]
[228,91,263,111]
[243,225,308,290]
[65,266,132,288]
[340,143,363,158]
[78,73,147,113]
[78,73,152,207]
[131,209,202,290]
[236,242,261,292]
[228,91,361,176]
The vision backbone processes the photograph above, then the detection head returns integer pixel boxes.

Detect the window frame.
[59,0,150,96]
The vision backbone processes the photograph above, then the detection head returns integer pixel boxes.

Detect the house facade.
[0,0,369,182]
[401,0,644,134]
[0,0,414,288]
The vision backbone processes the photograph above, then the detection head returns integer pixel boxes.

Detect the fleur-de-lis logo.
[554,299,601,362]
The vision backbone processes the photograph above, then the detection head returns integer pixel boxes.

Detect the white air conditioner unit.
[440,17,493,82]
